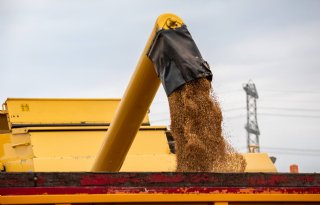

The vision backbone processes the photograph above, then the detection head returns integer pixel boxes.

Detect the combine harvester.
[1,13,319,204]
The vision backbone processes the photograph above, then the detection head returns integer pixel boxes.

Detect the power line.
[261,146,320,153]
[153,114,320,121]
[259,113,320,119]
[222,106,320,113]
[235,146,320,156]
[153,105,320,114]
[259,106,320,112]
[263,151,320,157]
[261,98,320,104]
[153,95,320,106]
[260,89,320,94]
[215,89,320,95]
[152,113,320,120]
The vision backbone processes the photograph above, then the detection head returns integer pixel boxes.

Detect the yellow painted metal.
[4,158,34,172]
[4,98,149,127]
[1,193,320,204]
[0,110,9,132]
[0,133,10,159]
[29,154,176,172]
[26,128,167,156]
[7,125,165,132]
[243,153,277,172]
[0,130,35,172]
[1,124,278,172]
[2,126,173,172]
[91,13,184,172]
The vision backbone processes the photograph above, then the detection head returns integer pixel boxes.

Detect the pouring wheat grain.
[148,24,246,172]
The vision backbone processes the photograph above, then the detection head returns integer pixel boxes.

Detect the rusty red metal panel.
[1,186,320,195]
[0,172,319,195]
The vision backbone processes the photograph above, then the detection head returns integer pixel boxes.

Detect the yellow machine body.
[3,98,149,128]
[0,97,276,172]
[0,98,175,172]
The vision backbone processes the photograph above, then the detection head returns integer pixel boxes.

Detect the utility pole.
[243,80,260,153]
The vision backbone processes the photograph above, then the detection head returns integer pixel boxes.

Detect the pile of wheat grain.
[168,77,246,172]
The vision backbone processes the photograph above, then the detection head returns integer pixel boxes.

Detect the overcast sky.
[1,0,320,172]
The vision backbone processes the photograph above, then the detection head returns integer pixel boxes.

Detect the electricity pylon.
[243,80,260,153]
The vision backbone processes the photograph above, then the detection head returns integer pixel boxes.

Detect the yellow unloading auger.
[91,14,184,171]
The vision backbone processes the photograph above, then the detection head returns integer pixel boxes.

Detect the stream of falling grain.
[168,77,246,172]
